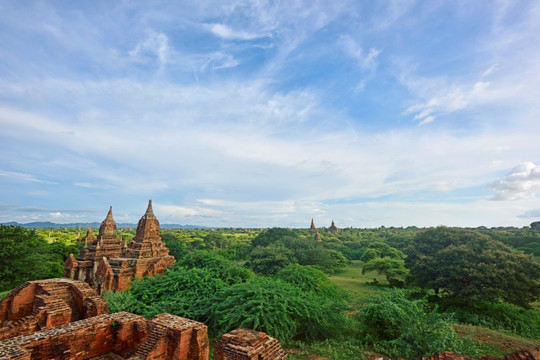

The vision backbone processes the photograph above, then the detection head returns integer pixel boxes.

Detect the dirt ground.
[453,324,540,353]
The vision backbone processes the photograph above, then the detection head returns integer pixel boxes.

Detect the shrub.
[359,290,479,359]
[176,250,253,284]
[212,276,348,342]
[129,267,227,321]
[276,264,344,301]
[103,290,138,313]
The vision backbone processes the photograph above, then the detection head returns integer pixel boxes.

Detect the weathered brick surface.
[213,328,287,360]
[65,201,175,294]
[0,279,107,341]
[0,312,209,360]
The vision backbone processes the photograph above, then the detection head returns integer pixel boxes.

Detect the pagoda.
[310,218,317,232]
[327,220,340,233]
[65,200,176,293]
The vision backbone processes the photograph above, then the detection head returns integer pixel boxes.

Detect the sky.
[1,0,539,228]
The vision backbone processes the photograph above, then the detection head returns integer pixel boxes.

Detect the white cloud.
[156,204,222,218]
[74,182,114,189]
[0,169,56,184]
[338,35,381,72]
[207,23,264,40]
[49,211,66,219]
[129,30,169,70]
[403,80,491,124]
[489,162,540,200]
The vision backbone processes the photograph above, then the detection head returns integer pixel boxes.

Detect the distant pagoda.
[310,218,317,232]
[65,200,175,294]
[327,220,340,233]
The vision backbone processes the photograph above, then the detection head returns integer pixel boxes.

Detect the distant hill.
[0,221,207,229]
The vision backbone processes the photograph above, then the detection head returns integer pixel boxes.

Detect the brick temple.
[0,279,108,341]
[64,200,176,294]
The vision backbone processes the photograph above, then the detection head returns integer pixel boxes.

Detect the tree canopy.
[405,227,540,307]
[0,225,64,291]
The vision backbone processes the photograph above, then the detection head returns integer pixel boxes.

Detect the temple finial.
[146,199,154,216]
[106,206,113,219]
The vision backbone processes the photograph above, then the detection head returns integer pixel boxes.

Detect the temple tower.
[327,220,340,233]
[310,218,317,232]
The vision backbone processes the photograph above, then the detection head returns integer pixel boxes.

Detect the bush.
[247,246,296,275]
[129,266,228,321]
[359,290,479,359]
[176,250,253,284]
[276,264,344,301]
[212,276,349,342]
[103,290,138,313]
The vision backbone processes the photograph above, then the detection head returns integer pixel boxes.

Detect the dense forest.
[1,223,539,359]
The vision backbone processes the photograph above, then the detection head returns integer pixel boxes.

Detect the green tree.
[0,226,62,291]
[362,257,408,287]
[247,246,296,275]
[276,264,343,300]
[405,227,540,307]
[251,228,298,247]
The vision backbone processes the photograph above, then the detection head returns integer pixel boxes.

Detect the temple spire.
[310,218,316,232]
[106,206,113,220]
[145,200,154,217]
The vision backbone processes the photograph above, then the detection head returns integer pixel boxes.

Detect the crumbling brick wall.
[0,312,209,360]
[0,278,108,341]
[213,328,287,360]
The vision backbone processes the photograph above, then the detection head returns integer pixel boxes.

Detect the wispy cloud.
[0,169,57,185]
[206,23,266,41]
[129,30,169,70]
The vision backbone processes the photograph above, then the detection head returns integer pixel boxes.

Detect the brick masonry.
[65,200,175,294]
[0,312,209,360]
[213,328,287,360]
[0,278,108,341]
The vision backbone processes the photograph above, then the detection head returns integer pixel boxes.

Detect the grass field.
[329,260,390,304]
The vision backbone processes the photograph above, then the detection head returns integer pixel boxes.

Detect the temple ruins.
[64,200,176,294]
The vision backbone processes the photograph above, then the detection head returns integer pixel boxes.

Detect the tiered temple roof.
[327,220,340,233]
[65,201,175,293]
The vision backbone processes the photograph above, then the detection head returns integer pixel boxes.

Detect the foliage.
[212,276,349,342]
[0,225,65,291]
[252,228,298,247]
[176,250,253,284]
[405,227,540,307]
[441,301,540,338]
[103,290,138,313]
[276,264,344,301]
[247,246,296,275]
[129,266,228,321]
[161,232,188,259]
[362,257,408,287]
[360,241,405,262]
[248,228,348,274]
[358,290,480,359]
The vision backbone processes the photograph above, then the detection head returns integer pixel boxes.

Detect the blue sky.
[1,0,539,227]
